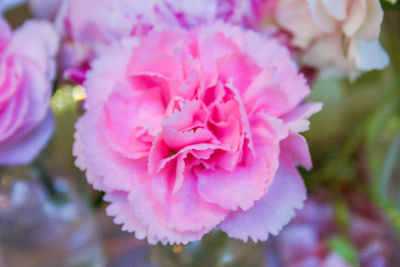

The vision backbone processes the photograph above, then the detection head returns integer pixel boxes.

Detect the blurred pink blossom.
[0,17,58,164]
[73,22,321,244]
[53,0,228,83]
[275,194,397,267]
[51,0,272,84]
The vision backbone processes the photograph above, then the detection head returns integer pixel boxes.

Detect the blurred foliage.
[36,85,90,197]
[382,0,400,9]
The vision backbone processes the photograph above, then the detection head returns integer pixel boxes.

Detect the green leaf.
[327,236,359,267]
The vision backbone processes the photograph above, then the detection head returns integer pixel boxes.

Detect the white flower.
[276,0,389,80]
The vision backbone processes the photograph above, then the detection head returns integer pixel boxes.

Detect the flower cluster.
[31,0,388,82]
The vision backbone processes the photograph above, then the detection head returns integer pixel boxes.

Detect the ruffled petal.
[218,155,306,242]
[127,166,228,243]
[195,155,275,211]
[73,112,139,191]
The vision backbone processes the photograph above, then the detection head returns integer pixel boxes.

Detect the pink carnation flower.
[73,22,321,244]
[0,17,58,165]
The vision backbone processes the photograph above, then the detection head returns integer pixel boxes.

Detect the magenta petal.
[196,155,275,211]
[196,114,283,211]
[162,127,214,150]
[0,112,54,165]
[218,156,306,242]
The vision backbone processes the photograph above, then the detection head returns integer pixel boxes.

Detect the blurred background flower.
[0,16,57,165]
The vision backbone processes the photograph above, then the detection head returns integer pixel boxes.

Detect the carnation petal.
[74,113,139,191]
[195,155,275,211]
[105,191,148,240]
[281,133,313,170]
[128,168,228,236]
[218,156,306,242]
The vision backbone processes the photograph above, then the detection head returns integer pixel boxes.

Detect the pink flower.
[0,17,58,165]
[73,22,321,245]
[53,0,252,84]
[54,0,153,83]
[274,0,389,80]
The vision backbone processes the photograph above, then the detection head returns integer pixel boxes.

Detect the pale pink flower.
[275,0,389,79]
[73,22,321,244]
[0,17,58,164]
[54,0,210,83]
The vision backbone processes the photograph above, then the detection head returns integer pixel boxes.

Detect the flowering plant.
[0,0,399,265]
